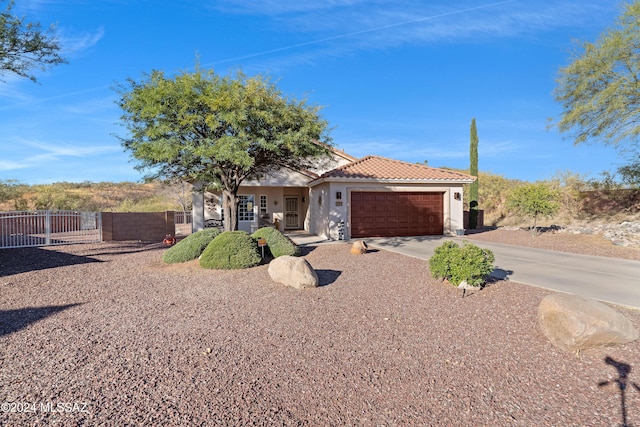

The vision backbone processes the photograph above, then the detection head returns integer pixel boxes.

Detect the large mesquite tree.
[116,66,332,231]
[554,1,640,176]
[0,0,66,82]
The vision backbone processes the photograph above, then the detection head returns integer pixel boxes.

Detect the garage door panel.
[351,191,443,238]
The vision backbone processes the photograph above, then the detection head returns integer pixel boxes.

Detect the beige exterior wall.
[308,183,331,239]
[310,181,465,239]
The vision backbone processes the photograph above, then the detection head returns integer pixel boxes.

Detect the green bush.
[162,228,221,264]
[199,231,262,270]
[429,241,495,287]
[251,227,300,258]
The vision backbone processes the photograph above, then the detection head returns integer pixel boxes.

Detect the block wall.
[101,211,175,242]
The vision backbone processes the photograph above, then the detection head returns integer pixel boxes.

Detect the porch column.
[192,182,205,232]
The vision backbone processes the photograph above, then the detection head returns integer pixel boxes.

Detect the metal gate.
[0,210,102,249]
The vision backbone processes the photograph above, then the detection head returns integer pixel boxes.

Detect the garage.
[351,191,444,238]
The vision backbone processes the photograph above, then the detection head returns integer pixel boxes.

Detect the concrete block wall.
[463,210,485,230]
[102,211,175,242]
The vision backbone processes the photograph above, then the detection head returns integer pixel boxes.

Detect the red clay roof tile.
[314,155,476,182]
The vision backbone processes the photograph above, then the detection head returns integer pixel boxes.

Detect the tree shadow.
[316,269,342,287]
[0,303,83,337]
[80,242,167,256]
[0,247,103,277]
[489,268,513,281]
[599,356,640,427]
[365,235,449,248]
[299,246,318,256]
[463,226,498,235]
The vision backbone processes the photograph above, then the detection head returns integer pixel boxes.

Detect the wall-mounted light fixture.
[454,192,461,201]
[336,191,342,200]
[302,196,305,203]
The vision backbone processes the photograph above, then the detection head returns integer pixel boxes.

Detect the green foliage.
[162,228,220,264]
[251,227,300,258]
[113,196,176,212]
[13,197,28,210]
[554,2,640,155]
[429,241,495,287]
[469,118,479,229]
[507,183,560,230]
[459,170,523,226]
[31,185,96,211]
[0,179,27,203]
[199,231,261,269]
[0,0,66,82]
[617,159,640,189]
[116,64,332,231]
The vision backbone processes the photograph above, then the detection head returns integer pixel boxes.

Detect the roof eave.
[309,177,475,186]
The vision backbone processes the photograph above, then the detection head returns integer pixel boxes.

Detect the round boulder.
[538,294,639,352]
[268,255,319,289]
[350,240,368,255]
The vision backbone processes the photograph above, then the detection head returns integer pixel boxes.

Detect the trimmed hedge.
[251,227,300,258]
[199,231,262,270]
[428,241,495,287]
[162,228,221,264]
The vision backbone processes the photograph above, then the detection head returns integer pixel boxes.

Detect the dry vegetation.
[460,171,640,227]
[0,180,191,212]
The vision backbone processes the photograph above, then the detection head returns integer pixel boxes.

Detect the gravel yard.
[1,231,639,426]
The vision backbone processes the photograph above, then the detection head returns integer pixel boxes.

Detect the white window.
[238,195,255,221]
[259,195,267,214]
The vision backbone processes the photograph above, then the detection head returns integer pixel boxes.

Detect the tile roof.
[313,155,476,183]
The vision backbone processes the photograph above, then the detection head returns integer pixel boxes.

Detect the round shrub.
[162,228,221,264]
[199,231,262,270]
[251,227,300,258]
[428,241,495,287]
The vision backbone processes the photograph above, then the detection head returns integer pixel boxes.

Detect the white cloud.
[213,1,618,67]
[0,139,119,172]
[59,27,105,56]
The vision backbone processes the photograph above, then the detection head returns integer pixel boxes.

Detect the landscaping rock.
[538,294,639,352]
[350,240,368,255]
[268,255,318,289]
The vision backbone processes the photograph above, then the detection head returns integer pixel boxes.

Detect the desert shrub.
[429,241,495,287]
[251,227,300,258]
[506,182,560,231]
[199,231,261,270]
[162,228,220,264]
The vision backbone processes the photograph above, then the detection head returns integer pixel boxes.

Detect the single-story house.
[191,149,475,240]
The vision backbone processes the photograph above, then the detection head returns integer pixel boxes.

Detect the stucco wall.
[311,182,465,239]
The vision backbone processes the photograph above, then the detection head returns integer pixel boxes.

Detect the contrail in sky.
[214,0,517,65]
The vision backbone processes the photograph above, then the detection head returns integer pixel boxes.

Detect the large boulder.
[538,294,639,352]
[268,256,319,289]
[350,240,368,255]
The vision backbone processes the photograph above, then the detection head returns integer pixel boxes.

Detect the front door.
[284,196,299,229]
[238,194,256,233]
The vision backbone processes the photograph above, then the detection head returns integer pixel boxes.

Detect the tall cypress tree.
[469,118,479,229]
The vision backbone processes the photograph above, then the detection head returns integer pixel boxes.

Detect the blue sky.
[0,0,629,184]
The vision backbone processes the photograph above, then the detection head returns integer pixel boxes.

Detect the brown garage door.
[351,192,444,238]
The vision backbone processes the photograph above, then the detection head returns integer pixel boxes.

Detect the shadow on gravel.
[299,246,318,256]
[0,247,103,277]
[598,356,640,427]
[0,303,83,337]
[80,242,167,257]
[316,269,342,287]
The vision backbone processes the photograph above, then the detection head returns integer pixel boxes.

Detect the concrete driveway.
[363,235,640,310]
